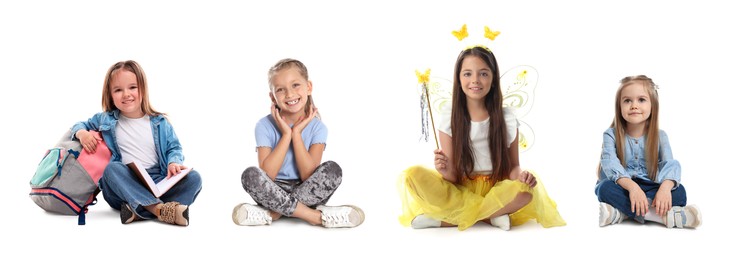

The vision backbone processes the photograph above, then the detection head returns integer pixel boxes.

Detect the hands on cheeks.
[271,103,319,136]
[76,129,103,153]
[292,106,318,133]
[271,104,292,135]
[517,170,537,188]
[167,163,188,179]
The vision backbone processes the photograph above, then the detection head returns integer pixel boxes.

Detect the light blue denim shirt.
[70,110,184,174]
[599,127,681,188]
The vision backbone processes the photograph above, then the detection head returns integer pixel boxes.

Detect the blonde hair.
[611,75,660,180]
[101,60,162,116]
[267,58,315,116]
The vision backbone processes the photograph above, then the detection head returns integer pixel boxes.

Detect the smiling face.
[619,82,652,129]
[270,66,313,117]
[459,55,493,103]
[110,69,144,118]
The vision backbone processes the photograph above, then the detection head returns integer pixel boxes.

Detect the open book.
[126,161,191,197]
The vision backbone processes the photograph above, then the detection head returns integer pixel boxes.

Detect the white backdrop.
[2,0,741,258]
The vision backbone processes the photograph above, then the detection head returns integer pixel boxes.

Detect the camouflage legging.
[241,161,342,216]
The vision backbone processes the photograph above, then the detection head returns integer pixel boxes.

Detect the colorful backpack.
[30,129,111,225]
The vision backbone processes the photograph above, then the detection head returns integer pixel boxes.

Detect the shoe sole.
[180,206,190,226]
[685,205,702,228]
[341,204,365,227]
[232,203,248,226]
[598,203,613,227]
[121,204,137,224]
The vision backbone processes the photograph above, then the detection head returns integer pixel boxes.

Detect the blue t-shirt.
[255,115,328,180]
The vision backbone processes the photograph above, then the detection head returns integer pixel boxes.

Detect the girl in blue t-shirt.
[232,58,364,228]
[596,75,701,228]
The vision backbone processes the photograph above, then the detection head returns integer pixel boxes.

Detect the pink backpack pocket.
[77,131,111,184]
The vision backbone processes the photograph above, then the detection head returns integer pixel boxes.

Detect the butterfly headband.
[451,24,501,51]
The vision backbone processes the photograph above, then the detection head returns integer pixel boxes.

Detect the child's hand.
[433,149,449,174]
[76,129,102,153]
[271,104,292,135]
[653,188,672,216]
[629,186,648,217]
[517,170,537,188]
[167,163,187,179]
[292,106,318,134]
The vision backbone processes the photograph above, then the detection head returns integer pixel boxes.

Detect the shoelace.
[321,207,352,227]
[245,207,270,224]
[159,202,179,224]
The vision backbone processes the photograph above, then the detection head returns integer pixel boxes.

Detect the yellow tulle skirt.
[398,165,566,230]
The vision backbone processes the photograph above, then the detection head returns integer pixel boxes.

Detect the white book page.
[154,168,192,197]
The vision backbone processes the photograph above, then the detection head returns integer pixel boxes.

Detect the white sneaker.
[411,214,441,229]
[490,214,511,231]
[599,202,624,227]
[666,205,702,228]
[232,203,272,226]
[317,205,365,228]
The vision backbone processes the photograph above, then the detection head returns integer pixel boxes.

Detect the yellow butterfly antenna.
[452,24,468,41]
[484,26,500,40]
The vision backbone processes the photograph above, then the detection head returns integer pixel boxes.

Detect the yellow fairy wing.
[501,65,538,118]
[484,26,501,40]
[452,24,468,41]
[501,65,539,152]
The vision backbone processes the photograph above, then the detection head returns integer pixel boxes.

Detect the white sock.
[490,214,510,231]
[411,215,441,229]
[644,207,663,224]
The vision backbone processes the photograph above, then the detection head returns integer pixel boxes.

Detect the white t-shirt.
[438,105,519,173]
[116,115,158,169]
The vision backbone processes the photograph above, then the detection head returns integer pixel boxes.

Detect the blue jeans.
[99,162,202,219]
[595,178,686,223]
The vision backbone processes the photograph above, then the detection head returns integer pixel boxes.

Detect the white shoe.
[490,214,511,231]
[317,205,365,228]
[599,202,624,227]
[411,214,441,229]
[232,203,272,226]
[666,205,702,228]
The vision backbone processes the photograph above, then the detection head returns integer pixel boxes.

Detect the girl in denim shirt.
[398,46,565,230]
[596,75,701,228]
[72,60,202,226]
[232,58,364,228]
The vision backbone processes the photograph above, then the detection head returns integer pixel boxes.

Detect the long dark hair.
[450,46,510,183]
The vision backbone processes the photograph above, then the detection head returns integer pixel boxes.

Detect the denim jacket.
[599,128,681,188]
[70,110,184,174]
